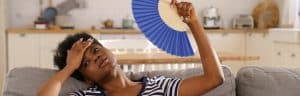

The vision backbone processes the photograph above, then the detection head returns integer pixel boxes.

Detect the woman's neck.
[97,67,138,92]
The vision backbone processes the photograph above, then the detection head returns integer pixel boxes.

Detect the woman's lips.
[101,59,109,68]
[98,57,108,68]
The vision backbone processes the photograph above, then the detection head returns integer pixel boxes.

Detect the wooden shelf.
[116,52,260,64]
[6,28,142,34]
[205,29,268,33]
[6,28,269,34]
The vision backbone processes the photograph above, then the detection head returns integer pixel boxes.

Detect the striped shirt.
[69,76,181,96]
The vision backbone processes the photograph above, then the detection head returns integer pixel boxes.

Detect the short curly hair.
[54,32,101,81]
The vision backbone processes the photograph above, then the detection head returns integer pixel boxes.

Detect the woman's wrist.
[59,67,76,79]
[64,64,78,73]
[188,20,198,26]
[187,19,201,28]
[187,14,200,25]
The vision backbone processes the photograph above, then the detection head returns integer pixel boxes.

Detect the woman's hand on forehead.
[66,38,94,70]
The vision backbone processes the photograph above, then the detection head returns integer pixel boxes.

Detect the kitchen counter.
[6,28,268,34]
[115,52,260,64]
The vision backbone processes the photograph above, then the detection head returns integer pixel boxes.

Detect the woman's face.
[79,43,117,83]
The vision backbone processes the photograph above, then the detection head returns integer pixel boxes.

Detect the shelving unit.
[6,28,268,34]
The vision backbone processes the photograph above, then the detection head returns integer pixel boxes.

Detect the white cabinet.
[39,33,70,69]
[268,28,300,67]
[208,33,246,54]
[8,33,101,70]
[208,33,246,73]
[8,33,40,70]
[271,43,300,68]
[244,32,300,68]
[188,33,246,54]
[188,32,246,74]
[99,34,152,53]
[245,33,273,66]
[269,28,300,43]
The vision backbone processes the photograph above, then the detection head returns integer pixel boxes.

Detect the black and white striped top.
[69,76,181,96]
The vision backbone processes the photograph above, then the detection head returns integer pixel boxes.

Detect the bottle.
[122,14,135,29]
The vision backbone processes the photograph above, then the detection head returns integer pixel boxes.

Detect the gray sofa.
[2,65,300,96]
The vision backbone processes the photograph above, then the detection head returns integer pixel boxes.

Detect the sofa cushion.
[3,65,234,96]
[236,66,300,96]
[2,67,89,96]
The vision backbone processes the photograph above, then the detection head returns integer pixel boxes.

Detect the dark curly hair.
[54,32,101,81]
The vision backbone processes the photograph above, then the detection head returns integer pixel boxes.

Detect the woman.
[37,1,224,96]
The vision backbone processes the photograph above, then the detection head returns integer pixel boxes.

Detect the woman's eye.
[83,61,89,67]
[93,47,100,54]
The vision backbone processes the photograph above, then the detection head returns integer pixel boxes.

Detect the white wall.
[274,0,299,28]
[0,0,6,95]
[7,0,261,29]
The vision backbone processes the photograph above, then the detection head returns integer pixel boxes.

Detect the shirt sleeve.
[68,90,85,96]
[68,85,104,96]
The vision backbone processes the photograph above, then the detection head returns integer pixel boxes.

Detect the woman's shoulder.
[145,75,181,82]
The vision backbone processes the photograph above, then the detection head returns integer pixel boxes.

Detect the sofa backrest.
[130,66,236,96]
[236,66,300,96]
[2,65,235,96]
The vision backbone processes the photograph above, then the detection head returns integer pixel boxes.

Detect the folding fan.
[132,0,195,57]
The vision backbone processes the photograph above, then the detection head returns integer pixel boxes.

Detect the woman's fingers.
[183,2,188,11]
[182,2,192,16]
[71,38,83,49]
[174,2,195,23]
[70,38,93,52]
[170,0,177,5]
[83,38,94,50]
[176,2,193,16]
[177,3,183,9]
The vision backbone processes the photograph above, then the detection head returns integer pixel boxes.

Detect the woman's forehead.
[83,45,95,59]
[83,44,102,58]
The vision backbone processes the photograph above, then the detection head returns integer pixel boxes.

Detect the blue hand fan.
[132,0,195,57]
